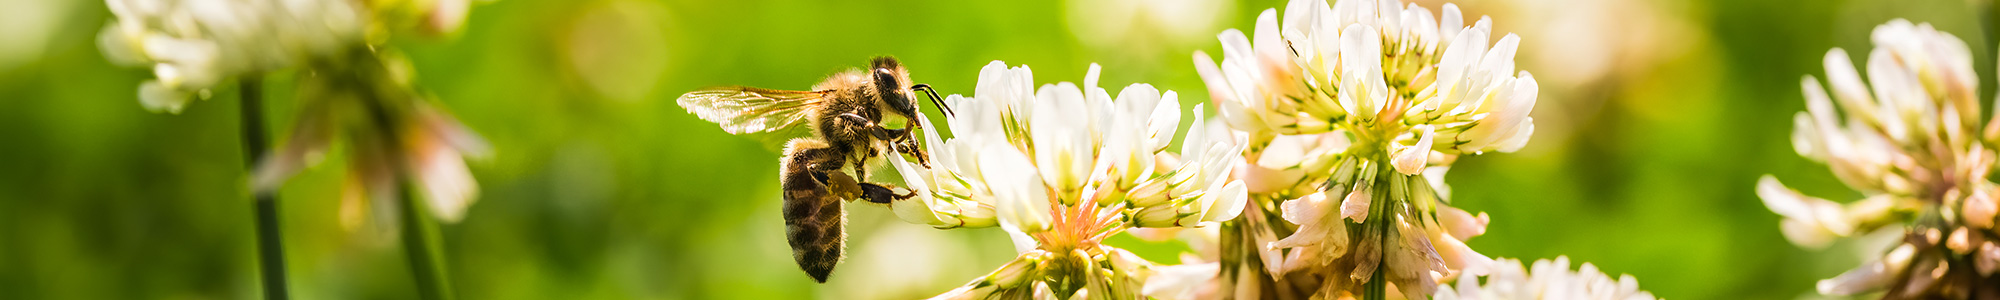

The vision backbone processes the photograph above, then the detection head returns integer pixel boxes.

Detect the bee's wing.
[677,87,828,134]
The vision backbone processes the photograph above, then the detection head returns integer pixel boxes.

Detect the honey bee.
[676,56,950,283]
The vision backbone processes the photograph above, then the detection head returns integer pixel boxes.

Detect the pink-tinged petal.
[1430,230,1491,277]
[411,139,477,223]
[1393,126,1435,174]
[1977,242,2000,275]
[423,0,470,35]
[1965,188,1997,229]
[1437,205,1489,240]
[1816,244,1916,295]
[1341,185,1372,222]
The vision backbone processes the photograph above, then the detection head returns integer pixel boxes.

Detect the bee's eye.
[872,68,902,87]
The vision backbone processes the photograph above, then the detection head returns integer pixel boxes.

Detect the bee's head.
[869,56,920,119]
[870,56,953,124]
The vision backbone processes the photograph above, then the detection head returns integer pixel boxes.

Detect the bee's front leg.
[895,140,931,167]
[901,120,931,167]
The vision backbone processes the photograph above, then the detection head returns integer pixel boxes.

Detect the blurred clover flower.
[1191,0,1533,297]
[252,55,491,226]
[1433,257,1657,300]
[99,0,472,114]
[99,0,362,113]
[1757,19,2000,298]
[98,0,488,226]
[886,61,1248,299]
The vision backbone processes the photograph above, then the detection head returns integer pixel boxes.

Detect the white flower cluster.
[1195,0,1536,159]
[1434,257,1657,300]
[1192,0,1535,297]
[1195,0,1536,201]
[98,0,472,114]
[889,61,1247,299]
[1758,19,2000,298]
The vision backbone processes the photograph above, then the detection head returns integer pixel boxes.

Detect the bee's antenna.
[912,84,953,117]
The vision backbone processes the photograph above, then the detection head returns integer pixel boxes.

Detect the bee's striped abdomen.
[779,138,852,283]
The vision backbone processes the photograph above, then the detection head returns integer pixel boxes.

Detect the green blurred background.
[1,0,1995,298]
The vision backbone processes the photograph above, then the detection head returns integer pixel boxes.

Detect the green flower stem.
[1984,0,1999,100]
[1362,220,1388,300]
[1362,166,1393,300]
[239,76,291,300]
[352,59,456,300]
[372,104,456,300]
[397,178,455,300]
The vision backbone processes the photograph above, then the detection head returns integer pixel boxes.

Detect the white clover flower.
[98,0,490,226]
[890,61,1248,298]
[1192,0,1528,298]
[1759,19,2000,298]
[1434,257,1657,300]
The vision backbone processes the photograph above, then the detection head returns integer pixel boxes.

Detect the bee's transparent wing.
[676,87,826,134]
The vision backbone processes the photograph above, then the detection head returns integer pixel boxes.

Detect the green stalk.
[240,76,291,300]
[353,62,456,300]
[1982,0,2000,102]
[1362,167,1392,300]
[398,178,455,300]
[1361,222,1388,300]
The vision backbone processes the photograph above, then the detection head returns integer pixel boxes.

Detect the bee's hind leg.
[857,182,917,204]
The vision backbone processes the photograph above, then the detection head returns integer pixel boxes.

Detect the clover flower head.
[1759,19,2000,298]
[1194,0,1536,158]
[890,61,1248,298]
[1191,0,1530,298]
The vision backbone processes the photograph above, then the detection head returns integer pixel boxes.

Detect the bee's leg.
[857,182,917,204]
[853,154,870,181]
[895,139,931,167]
[779,139,849,283]
[894,119,932,167]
